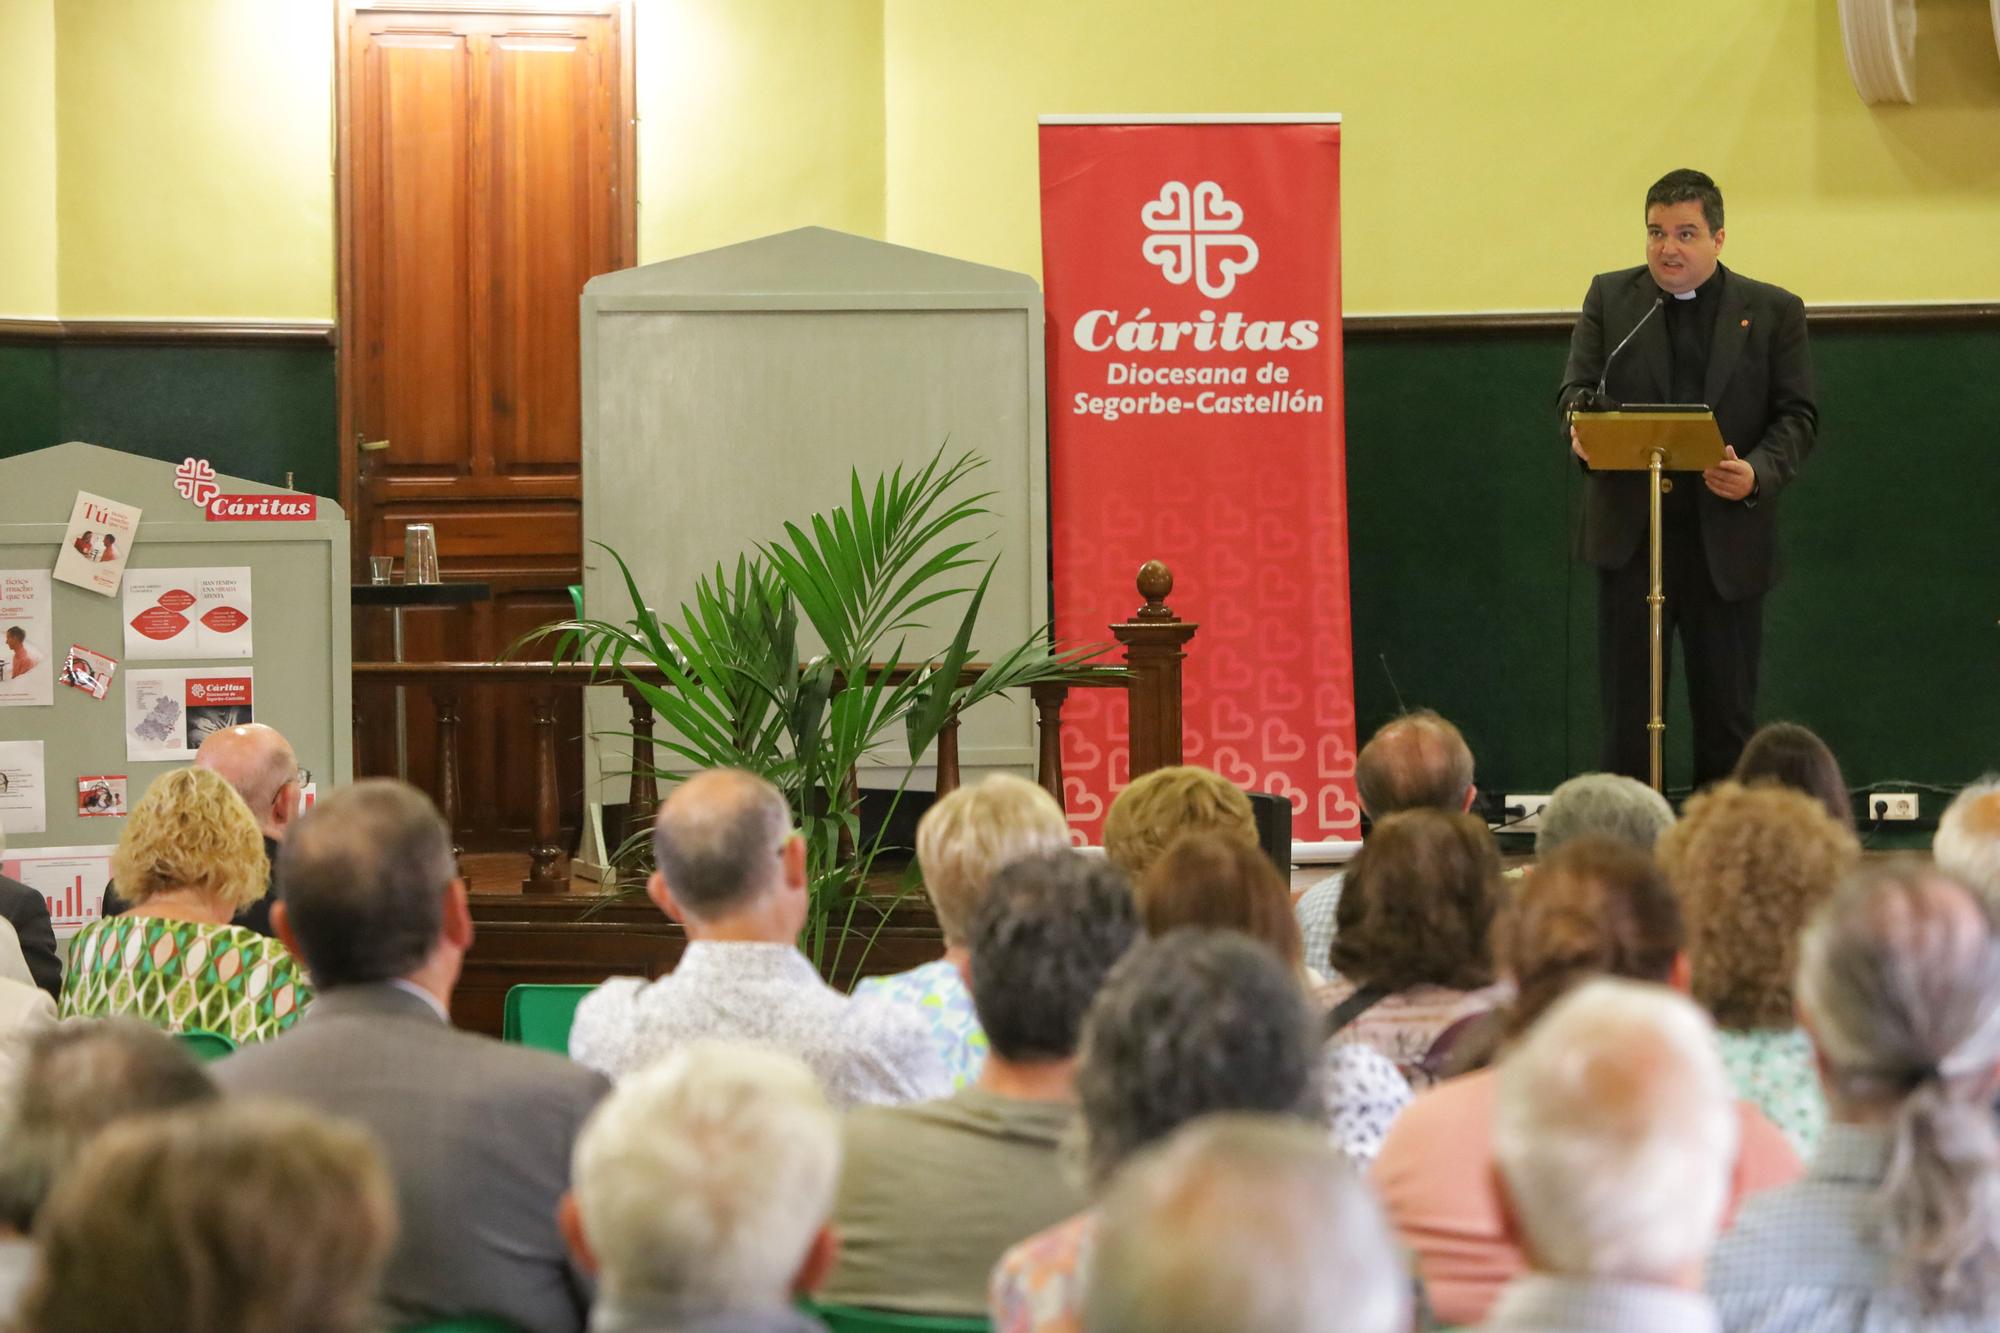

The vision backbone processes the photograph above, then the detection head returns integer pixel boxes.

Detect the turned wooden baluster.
[934,716,962,797]
[429,683,465,872]
[522,688,566,893]
[1031,681,1068,810]
[621,684,660,859]
[1112,560,1198,780]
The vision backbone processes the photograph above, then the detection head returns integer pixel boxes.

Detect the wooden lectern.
[1570,407,1727,792]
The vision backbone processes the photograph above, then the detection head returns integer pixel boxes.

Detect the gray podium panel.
[581,227,1049,799]
[0,443,352,851]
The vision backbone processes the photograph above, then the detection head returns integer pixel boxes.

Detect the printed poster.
[0,740,47,835]
[125,668,254,762]
[52,492,142,598]
[77,775,128,818]
[0,845,113,939]
[60,645,117,701]
[0,571,54,707]
[123,567,253,660]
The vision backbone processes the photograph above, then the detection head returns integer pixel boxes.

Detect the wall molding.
[0,318,336,347]
[1346,301,2000,339]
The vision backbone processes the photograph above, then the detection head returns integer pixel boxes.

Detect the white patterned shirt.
[1294,870,1345,976]
[1322,1040,1413,1166]
[852,958,987,1089]
[1480,1275,1720,1333]
[568,941,951,1107]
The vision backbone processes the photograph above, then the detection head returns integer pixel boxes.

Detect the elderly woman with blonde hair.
[60,767,311,1045]
[853,773,1072,1086]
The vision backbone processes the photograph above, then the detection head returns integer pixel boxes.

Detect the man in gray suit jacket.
[216,780,608,1333]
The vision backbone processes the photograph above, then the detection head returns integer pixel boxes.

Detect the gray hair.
[967,850,1140,1063]
[1798,861,2000,1317]
[653,769,793,918]
[1075,931,1322,1190]
[1494,978,1737,1282]
[1536,773,1676,856]
[1085,1115,1409,1333]
[278,780,458,988]
[0,1020,217,1231]
[1935,778,2000,903]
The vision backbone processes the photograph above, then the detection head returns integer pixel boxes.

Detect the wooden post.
[621,684,659,860]
[523,688,566,893]
[429,683,464,871]
[1031,681,1068,810]
[1111,560,1198,780]
[934,717,962,797]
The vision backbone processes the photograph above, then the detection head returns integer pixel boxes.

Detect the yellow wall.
[635,0,885,262]
[0,0,58,317]
[54,0,334,320]
[884,0,2000,311]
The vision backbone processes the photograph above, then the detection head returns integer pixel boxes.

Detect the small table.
[351,580,492,779]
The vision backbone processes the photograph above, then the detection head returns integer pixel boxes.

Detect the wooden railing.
[353,559,1197,892]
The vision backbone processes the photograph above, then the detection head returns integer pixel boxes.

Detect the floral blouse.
[59,915,311,1046]
[1717,1025,1827,1159]
[851,958,988,1089]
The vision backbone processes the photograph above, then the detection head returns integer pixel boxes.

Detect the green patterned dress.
[59,916,312,1045]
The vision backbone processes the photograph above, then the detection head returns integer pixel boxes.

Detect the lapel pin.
[1740,318,1750,327]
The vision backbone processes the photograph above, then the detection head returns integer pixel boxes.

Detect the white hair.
[570,1041,839,1309]
[1935,778,2000,902]
[1493,977,1737,1282]
[1084,1114,1409,1333]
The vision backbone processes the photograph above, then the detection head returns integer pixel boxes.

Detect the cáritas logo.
[1141,181,1259,299]
[205,494,317,523]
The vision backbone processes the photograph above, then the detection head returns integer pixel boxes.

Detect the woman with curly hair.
[1319,808,1510,1087]
[1658,780,1859,1157]
[60,767,311,1044]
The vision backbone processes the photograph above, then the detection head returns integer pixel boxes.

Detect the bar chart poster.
[0,845,112,939]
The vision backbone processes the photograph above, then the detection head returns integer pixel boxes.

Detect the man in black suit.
[0,837,61,998]
[1559,169,1817,788]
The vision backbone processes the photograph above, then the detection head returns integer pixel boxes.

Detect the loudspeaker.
[1244,790,1294,879]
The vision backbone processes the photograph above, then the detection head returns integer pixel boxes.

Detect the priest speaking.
[1558,169,1818,790]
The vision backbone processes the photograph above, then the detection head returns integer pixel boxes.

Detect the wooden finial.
[1134,560,1176,621]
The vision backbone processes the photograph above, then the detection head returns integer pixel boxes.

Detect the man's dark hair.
[1075,930,1321,1188]
[1646,169,1724,233]
[0,1019,217,1231]
[966,850,1139,1063]
[4,627,21,642]
[278,779,457,988]
[652,769,792,918]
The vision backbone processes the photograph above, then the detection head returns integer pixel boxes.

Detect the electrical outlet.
[1870,792,1919,822]
[1501,794,1554,834]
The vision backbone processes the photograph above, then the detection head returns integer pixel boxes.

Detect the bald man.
[104,724,301,936]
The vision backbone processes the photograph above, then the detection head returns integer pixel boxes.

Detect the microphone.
[1594,296,1666,403]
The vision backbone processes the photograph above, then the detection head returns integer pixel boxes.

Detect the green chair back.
[176,1029,236,1062]
[809,1304,991,1333]
[398,1319,523,1333]
[500,983,594,1054]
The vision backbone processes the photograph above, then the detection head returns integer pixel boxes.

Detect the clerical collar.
[1672,288,1698,301]
[1663,266,1725,304]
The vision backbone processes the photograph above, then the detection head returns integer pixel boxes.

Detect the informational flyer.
[0,845,113,939]
[123,567,253,660]
[0,570,54,707]
[0,740,47,835]
[59,644,118,701]
[77,775,127,818]
[52,491,142,597]
[124,668,254,762]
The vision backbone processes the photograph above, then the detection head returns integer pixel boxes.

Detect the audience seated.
[103,722,302,935]
[990,930,1324,1333]
[1294,709,1478,971]
[852,774,1072,1088]
[1533,772,1675,856]
[824,849,1136,1314]
[1371,838,1801,1327]
[1139,831,1411,1162]
[1659,780,1859,1156]
[570,768,947,1104]
[1101,765,1259,880]
[60,767,311,1043]
[1320,807,1510,1087]
[19,1099,394,1333]
[1481,978,1739,1332]
[0,1020,216,1321]
[1709,861,2000,1330]
[559,1042,840,1333]
[0,826,61,998]
[1084,1115,1410,1333]
[1732,719,1856,831]
[216,779,609,1333]
[1935,776,2000,900]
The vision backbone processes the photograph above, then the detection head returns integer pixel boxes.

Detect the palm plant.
[531,444,1110,973]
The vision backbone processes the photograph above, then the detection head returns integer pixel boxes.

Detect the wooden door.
[338,4,633,856]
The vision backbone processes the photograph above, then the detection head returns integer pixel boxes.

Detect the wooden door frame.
[331,0,638,538]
